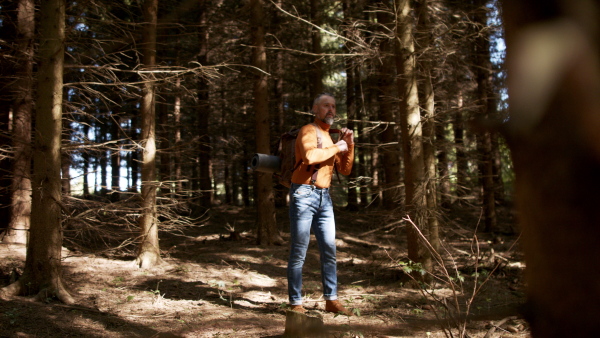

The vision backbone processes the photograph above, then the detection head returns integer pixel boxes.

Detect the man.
[287,93,355,315]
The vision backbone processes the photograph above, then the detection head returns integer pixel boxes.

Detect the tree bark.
[136,0,162,269]
[173,78,183,194]
[472,0,497,232]
[416,0,440,253]
[309,0,324,99]
[395,0,431,272]
[1,0,74,304]
[251,0,282,245]
[110,114,121,202]
[343,0,359,210]
[3,0,34,244]
[376,9,402,210]
[453,90,469,198]
[197,7,212,209]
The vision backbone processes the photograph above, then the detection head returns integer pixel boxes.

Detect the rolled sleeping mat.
[251,153,282,173]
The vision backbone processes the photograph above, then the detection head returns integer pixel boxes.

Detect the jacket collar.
[313,118,331,132]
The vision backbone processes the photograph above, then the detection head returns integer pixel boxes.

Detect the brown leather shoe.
[325,300,353,316]
[290,305,307,313]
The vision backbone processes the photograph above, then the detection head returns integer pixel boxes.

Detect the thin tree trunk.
[197,8,212,209]
[273,3,287,208]
[251,0,282,245]
[173,78,183,194]
[435,116,451,207]
[344,8,359,210]
[3,0,34,244]
[309,0,324,99]
[376,9,402,210]
[98,126,108,197]
[110,114,121,202]
[136,0,161,269]
[454,91,468,198]
[416,0,439,253]
[395,0,431,272]
[61,110,71,196]
[158,101,170,196]
[472,0,497,232]
[1,0,74,304]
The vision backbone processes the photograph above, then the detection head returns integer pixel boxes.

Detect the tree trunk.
[453,90,468,198]
[251,0,282,246]
[472,0,497,232]
[3,0,34,244]
[130,118,140,192]
[110,114,121,202]
[158,101,171,196]
[173,78,183,194]
[416,0,440,253]
[395,0,431,272]
[98,126,108,197]
[82,122,91,198]
[136,0,161,269]
[1,0,73,304]
[435,115,451,207]
[61,111,72,196]
[376,9,402,210]
[309,0,324,99]
[502,0,600,335]
[197,8,212,209]
[342,1,359,210]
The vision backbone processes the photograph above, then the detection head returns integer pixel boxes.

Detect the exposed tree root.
[0,276,75,304]
[136,250,163,269]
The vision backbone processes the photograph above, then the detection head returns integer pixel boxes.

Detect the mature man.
[287,93,355,315]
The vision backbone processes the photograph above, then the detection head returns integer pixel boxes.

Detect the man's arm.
[298,125,343,165]
[336,128,355,175]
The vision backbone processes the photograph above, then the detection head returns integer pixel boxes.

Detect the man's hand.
[335,140,348,152]
[340,128,354,145]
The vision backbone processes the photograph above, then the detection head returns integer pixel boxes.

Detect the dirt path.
[1,205,528,337]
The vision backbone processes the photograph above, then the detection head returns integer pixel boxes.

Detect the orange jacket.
[291,118,354,188]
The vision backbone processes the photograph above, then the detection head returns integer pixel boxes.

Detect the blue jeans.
[287,183,338,305]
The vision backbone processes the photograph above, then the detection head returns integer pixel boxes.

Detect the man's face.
[313,95,336,125]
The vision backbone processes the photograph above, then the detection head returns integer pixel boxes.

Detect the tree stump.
[282,310,326,338]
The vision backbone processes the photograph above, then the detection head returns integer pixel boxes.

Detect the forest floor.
[0,201,530,337]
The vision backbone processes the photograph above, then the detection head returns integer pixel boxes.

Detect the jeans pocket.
[293,186,312,198]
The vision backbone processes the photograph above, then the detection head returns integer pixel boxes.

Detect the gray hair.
[312,93,335,107]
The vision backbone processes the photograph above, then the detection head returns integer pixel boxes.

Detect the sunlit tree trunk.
[3,0,34,244]
[1,0,74,304]
[251,0,282,245]
[136,0,162,269]
[395,0,431,272]
[416,0,439,253]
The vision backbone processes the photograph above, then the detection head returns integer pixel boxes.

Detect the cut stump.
[282,310,326,338]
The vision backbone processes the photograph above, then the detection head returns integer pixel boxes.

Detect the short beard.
[322,116,335,125]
